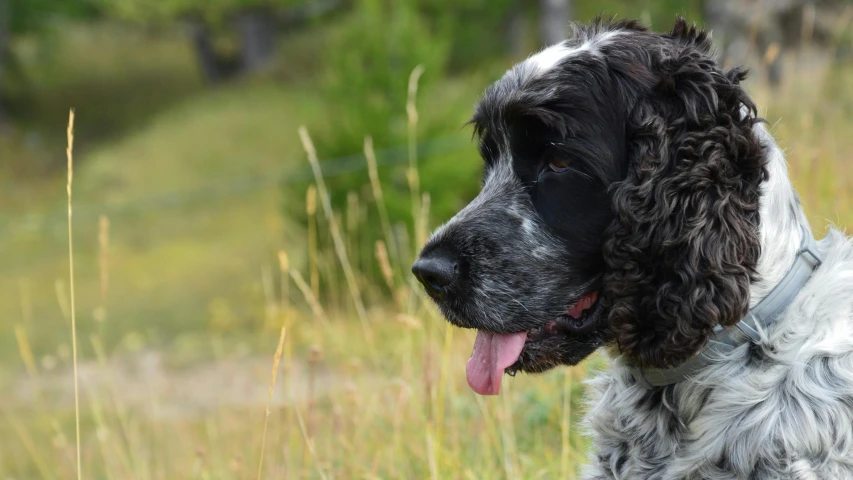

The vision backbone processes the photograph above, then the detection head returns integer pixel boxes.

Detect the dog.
[412,17,853,479]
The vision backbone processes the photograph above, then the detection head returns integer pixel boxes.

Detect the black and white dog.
[413,18,853,479]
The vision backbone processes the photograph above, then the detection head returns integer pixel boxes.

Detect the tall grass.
[65,109,83,480]
[257,327,286,480]
[3,56,853,479]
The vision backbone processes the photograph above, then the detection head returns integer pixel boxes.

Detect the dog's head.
[412,18,767,395]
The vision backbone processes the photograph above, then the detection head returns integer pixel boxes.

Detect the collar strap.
[628,225,822,389]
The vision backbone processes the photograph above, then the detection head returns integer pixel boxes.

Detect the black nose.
[412,250,458,296]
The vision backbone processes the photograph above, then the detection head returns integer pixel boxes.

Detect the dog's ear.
[602,21,767,368]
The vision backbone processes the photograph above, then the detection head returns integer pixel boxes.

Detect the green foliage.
[420,0,519,70]
[574,0,705,29]
[304,0,463,238]
[319,0,451,157]
[96,0,306,24]
[7,0,100,34]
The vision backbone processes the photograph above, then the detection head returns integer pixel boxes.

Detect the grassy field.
[1,22,853,479]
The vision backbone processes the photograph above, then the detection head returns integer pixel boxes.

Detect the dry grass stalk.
[417,192,432,251]
[2,406,56,480]
[364,136,402,277]
[16,278,38,385]
[375,240,395,292]
[394,313,421,329]
[278,250,291,316]
[307,186,320,300]
[14,325,38,381]
[290,268,329,326]
[257,327,287,480]
[293,402,328,480]
[318,251,342,313]
[298,126,376,355]
[65,108,83,480]
[275,268,295,474]
[346,190,361,271]
[407,65,426,251]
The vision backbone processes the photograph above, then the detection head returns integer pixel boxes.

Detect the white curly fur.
[580,122,853,479]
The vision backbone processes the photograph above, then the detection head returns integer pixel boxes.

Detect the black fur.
[414,17,767,372]
[602,20,766,368]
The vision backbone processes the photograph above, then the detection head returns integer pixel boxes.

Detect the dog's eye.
[548,158,572,173]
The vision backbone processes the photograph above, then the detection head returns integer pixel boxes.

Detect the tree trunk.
[187,17,227,84]
[235,8,277,74]
[539,0,571,46]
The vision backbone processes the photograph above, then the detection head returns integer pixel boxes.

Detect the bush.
[318,0,451,158]
[286,0,488,297]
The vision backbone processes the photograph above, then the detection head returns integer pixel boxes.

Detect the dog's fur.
[414,18,853,479]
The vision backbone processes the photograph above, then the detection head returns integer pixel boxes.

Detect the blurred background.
[1,0,851,478]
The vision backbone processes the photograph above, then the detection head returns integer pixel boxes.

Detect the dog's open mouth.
[465,291,600,395]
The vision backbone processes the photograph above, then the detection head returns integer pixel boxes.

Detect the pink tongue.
[466,331,527,395]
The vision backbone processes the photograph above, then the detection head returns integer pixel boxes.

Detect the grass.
[65,109,82,480]
[2,21,853,479]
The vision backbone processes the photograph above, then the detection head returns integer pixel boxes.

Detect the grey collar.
[628,225,823,389]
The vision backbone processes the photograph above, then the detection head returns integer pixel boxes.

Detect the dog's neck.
[750,122,814,308]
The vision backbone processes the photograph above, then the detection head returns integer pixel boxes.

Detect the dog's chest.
[581,353,853,479]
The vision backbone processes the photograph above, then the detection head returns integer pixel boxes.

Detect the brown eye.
[548,158,572,173]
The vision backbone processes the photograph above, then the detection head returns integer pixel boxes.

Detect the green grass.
[0,85,309,359]
[2,20,853,480]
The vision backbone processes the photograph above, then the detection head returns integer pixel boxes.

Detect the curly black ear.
[602,20,767,368]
